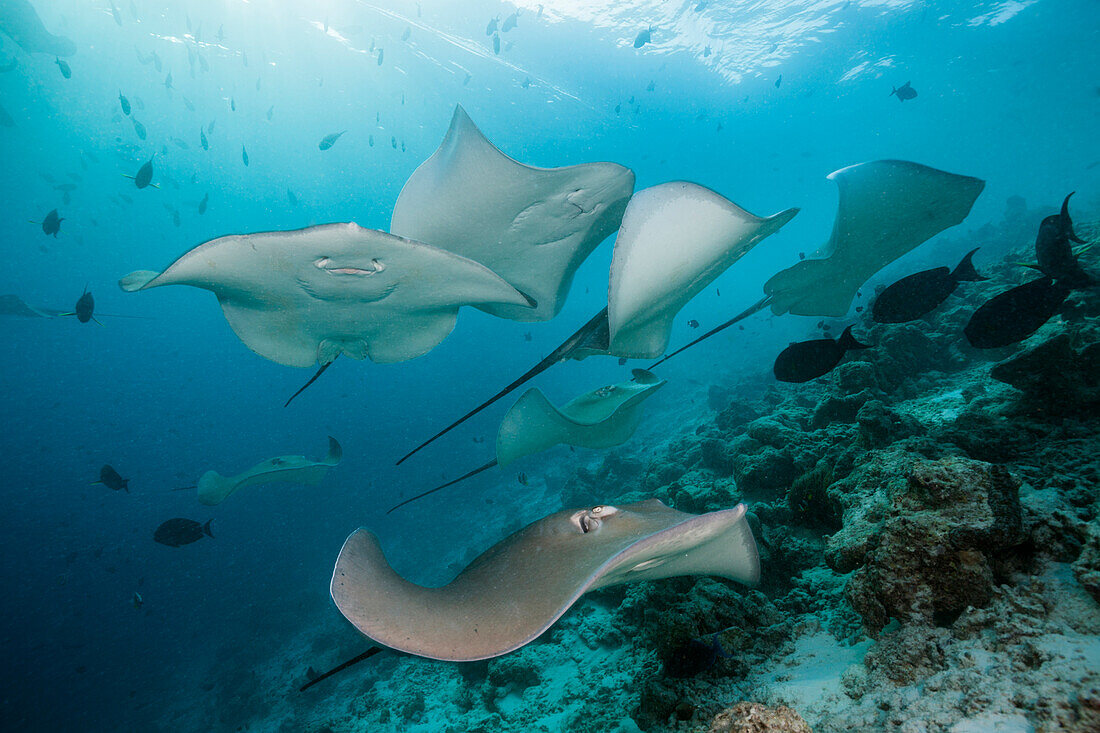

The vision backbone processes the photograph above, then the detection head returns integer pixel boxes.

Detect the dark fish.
[871,248,984,323]
[647,80,655,92]
[182,96,195,111]
[615,103,620,114]
[42,208,63,237]
[154,518,214,547]
[618,357,628,365]
[401,26,410,42]
[774,326,868,383]
[1035,193,1090,288]
[964,277,1069,349]
[74,289,95,323]
[134,155,154,189]
[286,188,298,206]
[368,134,374,147]
[132,591,143,608]
[890,81,917,101]
[319,131,346,150]
[517,472,529,486]
[266,105,274,121]
[523,331,532,341]
[198,192,208,214]
[634,27,652,48]
[687,319,700,328]
[377,48,384,66]
[200,128,208,150]
[774,74,782,88]
[230,97,236,111]
[164,71,172,89]
[118,91,130,115]
[255,76,261,91]
[208,118,216,134]
[664,633,729,678]
[55,57,71,78]
[486,17,498,35]
[132,118,146,140]
[98,464,129,492]
[522,77,531,88]
[502,12,518,32]
[493,33,500,54]
[391,135,396,149]
[241,145,249,166]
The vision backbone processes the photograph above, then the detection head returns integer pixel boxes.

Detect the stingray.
[0,0,77,57]
[607,182,797,358]
[395,183,795,463]
[390,105,635,322]
[119,223,533,367]
[389,370,665,513]
[332,499,760,661]
[764,160,985,318]
[0,294,57,318]
[194,436,342,505]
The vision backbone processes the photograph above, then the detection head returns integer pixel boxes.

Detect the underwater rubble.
[185,210,1098,732]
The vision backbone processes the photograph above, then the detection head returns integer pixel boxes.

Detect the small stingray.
[332,500,760,661]
[773,325,869,383]
[871,248,984,323]
[765,160,985,317]
[1035,193,1091,288]
[389,370,665,512]
[607,182,797,358]
[319,131,346,150]
[964,277,1070,349]
[390,105,635,322]
[120,223,534,367]
[196,436,341,505]
[0,294,55,318]
[0,0,77,56]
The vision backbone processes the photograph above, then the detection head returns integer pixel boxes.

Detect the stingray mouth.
[314,257,386,276]
[571,504,619,534]
[565,189,597,217]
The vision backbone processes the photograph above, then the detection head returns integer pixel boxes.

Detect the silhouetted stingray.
[95,465,129,492]
[0,0,77,56]
[332,500,759,661]
[194,437,341,505]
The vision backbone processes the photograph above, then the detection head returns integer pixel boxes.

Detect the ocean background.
[1,0,1098,730]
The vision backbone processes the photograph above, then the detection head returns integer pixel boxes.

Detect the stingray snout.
[314,257,385,276]
[570,504,619,533]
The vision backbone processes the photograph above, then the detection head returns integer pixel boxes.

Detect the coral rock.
[708,702,811,732]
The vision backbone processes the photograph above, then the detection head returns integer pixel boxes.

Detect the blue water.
[1,0,1097,729]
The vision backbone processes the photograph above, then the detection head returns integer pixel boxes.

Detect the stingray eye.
[370,258,386,273]
[592,505,603,514]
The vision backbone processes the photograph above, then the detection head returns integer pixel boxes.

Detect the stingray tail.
[170,485,197,491]
[647,296,773,371]
[324,436,343,464]
[838,325,870,352]
[952,247,985,282]
[387,459,499,514]
[299,647,382,693]
[395,308,610,466]
[285,360,335,407]
[203,519,215,538]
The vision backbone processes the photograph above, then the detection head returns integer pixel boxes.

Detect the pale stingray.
[197,436,342,506]
[0,0,77,56]
[764,160,985,317]
[388,369,666,513]
[496,368,665,466]
[608,182,798,358]
[119,223,533,367]
[390,105,635,322]
[332,499,760,661]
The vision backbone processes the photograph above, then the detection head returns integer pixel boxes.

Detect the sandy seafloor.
[154,210,1100,732]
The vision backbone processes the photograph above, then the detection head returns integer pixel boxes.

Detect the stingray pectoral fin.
[219,300,325,368]
[119,270,162,292]
[495,388,573,467]
[332,528,581,662]
[324,436,342,465]
[197,470,234,506]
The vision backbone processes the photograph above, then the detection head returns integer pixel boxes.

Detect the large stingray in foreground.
[119,223,533,367]
[764,160,985,317]
[197,436,342,505]
[0,0,76,56]
[332,499,760,661]
[390,105,635,322]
